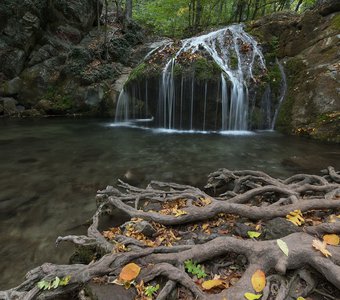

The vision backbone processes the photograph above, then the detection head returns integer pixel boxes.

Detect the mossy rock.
[127,62,147,82]
[331,14,340,30]
[108,37,131,64]
[80,63,118,85]
[39,86,75,113]
[191,57,221,81]
[69,246,97,265]
[276,95,294,133]
[266,63,281,93]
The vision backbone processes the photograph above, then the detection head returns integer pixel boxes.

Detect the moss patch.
[275,95,294,133]
[331,14,340,30]
[266,64,281,93]
[127,63,147,83]
[193,57,221,81]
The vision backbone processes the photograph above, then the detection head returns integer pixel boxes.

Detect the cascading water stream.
[115,24,285,132]
[271,60,287,130]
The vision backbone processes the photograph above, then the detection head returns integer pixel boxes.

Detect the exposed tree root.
[1,167,340,300]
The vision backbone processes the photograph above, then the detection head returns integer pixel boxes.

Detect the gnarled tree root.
[1,167,340,300]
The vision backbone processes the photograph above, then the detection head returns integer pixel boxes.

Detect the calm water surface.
[0,118,339,289]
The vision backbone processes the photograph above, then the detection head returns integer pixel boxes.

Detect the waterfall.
[271,60,287,130]
[115,24,277,131]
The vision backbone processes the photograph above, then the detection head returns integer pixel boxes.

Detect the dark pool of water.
[0,118,339,289]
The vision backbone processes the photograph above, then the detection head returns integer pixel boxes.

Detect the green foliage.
[184,259,207,278]
[144,284,160,297]
[134,0,189,37]
[133,0,318,38]
[37,276,71,290]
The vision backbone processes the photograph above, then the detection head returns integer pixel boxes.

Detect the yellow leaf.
[119,263,141,282]
[312,239,332,257]
[297,297,305,300]
[244,292,262,300]
[173,208,187,217]
[251,270,266,292]
[201,197,212,205]
[286,210,305,226]
[323,234,340,245]
[202,223,210,230]
[201,279,224,290]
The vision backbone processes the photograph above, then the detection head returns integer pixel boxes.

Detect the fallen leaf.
[312,239,332,257]
[119,263,141,282]
[286,210,305,226]
[297,297,306,300]
[201,279,225,290]
[251,270,266,292]
[323,234,340,245]
[174,208,187,217]
[248,231,261,238]
[201,197,212,205]
[244,292,262,299]
[277,239,289,256]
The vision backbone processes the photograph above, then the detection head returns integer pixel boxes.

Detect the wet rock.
[35,99,54,114]
[1,97,18,115]
[85,86,104,106]
[0,48,26,78]
[0,77,22,96]
[49,0,100,32]
[86,282,137,300]
[122,220,156,238]
[28,44,59,67]
[264,217,301,240]
[21,108,41,117]
[233,222,254,238]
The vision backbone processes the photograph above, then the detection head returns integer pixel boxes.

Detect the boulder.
[85,85,104,107]
[48,0,100,32]
[0,77,22,96]
[264,217,301,240]
[1,97,18,115]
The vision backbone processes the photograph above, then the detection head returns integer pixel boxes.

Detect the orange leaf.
[323,234,340,245]
[119,263,141,282]
[251,270,266,292]
[312,239,332,257]
[201,279,225,290]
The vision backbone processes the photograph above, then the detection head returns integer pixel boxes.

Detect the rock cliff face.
[248,0,340,142]
[0,0,144,117]
[0,0,338,142]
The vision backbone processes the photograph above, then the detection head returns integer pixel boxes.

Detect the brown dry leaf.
[251,270,266,292]
[323,234,340,245]
[113,242,128,253]
[312,239,332,257]
[119,263,141,282]
[102,227,122,240]
[201,279,225,290]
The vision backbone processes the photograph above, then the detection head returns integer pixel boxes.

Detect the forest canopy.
[132,0,318,36]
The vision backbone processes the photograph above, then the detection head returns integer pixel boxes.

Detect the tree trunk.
[125,0,132,21]
[295,0,303,11]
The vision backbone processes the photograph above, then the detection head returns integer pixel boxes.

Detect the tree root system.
[1,167,340,300]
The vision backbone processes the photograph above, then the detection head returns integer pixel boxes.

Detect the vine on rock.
[1,167,340,300]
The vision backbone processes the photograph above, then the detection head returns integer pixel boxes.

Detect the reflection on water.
[0,118,339,289]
